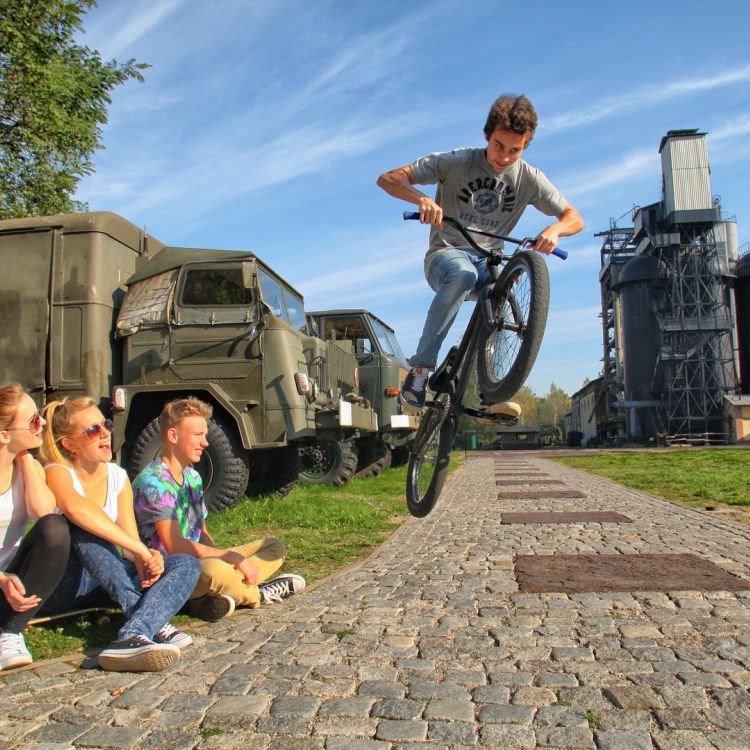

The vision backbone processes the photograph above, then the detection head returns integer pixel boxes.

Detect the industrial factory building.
[569,129,749,446]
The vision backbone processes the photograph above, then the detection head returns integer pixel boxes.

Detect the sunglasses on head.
[78,419,114,440]
[7,412,43,433]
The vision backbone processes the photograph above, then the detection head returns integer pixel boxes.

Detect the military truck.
[303,309,418,482]
[0,211,376,510]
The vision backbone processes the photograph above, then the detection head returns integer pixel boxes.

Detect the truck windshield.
[369,317,407,364]
[257,268,307,333]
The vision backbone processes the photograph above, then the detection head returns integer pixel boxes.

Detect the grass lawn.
[548,448,750,509]
[24,452,464,663]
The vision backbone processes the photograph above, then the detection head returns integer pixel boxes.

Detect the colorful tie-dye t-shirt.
[132,458,207,553]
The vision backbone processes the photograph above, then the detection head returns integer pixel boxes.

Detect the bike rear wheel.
[406,395,455,517]
[477,251,549,403]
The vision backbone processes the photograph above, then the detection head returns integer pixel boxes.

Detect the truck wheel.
[390,445,410,468]
[298,441,358,486]
[354,439,392,479]
[246,446,300,498]
[128,415,250,513]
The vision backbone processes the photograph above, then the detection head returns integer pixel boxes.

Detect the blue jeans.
[42,525,200,641]
[411,249,491,369]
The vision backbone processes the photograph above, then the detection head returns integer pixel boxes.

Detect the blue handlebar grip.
[403,211,420,221]
[552,247,568,260]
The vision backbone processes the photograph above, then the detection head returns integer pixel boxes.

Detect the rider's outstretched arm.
[377,165,443,227]
[534,205,584,255]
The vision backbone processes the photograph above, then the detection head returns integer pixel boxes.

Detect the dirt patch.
[502,511,632,524]
[515,553,749,593]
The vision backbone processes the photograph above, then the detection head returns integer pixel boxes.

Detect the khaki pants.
[189,537,286,607]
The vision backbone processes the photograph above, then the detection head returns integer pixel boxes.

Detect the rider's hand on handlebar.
[418,197,443,229]
[532,225,561,255]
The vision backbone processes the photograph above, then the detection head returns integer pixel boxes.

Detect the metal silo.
[737,253,750,393]
[615,254,661,438]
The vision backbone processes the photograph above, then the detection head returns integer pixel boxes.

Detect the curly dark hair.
[483,94,538,144]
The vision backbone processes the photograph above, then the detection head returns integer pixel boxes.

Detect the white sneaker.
[258,574,306,604]
[153,623,193,649]
[0,631,33,670]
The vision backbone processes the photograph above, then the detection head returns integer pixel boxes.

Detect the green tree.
[537,382,571,440]
[0,0,147,219]
[512,385,539,426]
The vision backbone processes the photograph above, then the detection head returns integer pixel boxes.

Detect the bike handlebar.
[402,211,568,260]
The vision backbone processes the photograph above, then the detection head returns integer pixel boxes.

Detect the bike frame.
[403,212,540,421]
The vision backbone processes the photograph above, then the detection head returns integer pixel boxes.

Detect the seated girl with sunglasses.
[0,384,71,670]
[40,397,200,672]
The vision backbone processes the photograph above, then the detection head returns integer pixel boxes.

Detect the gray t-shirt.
[410,147,568,257]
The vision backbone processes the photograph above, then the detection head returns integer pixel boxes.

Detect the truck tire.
[354,438,392,479]
[390,445,410,468]
[128,415,250,513]
[298,440,358,486]
[246,446,300,498]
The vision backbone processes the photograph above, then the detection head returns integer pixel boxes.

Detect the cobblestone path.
[3,454,750,750]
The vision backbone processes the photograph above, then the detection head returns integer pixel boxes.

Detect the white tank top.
[46,463,126,523]
[0,469,27,570]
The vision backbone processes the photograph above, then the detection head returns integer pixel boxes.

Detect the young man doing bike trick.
[377,93,584,413]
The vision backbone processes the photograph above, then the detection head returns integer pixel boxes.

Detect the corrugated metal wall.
[661,136,713,213]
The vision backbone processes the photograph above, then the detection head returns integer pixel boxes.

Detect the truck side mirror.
[355,338,366,355]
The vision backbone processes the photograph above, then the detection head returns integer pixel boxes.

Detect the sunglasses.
[77,419,114,441]
[7,412,43,433]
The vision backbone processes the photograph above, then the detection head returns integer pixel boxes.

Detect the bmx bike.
[402,211,567,517]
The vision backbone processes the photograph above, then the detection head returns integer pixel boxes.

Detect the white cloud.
[545,62,750,133]
[564,148,657,198]
[92,0,185,59]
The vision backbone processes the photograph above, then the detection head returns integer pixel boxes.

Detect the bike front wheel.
[406,395,455,518]
[477,251,550,403]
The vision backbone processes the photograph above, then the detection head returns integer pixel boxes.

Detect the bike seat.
[483,401,522,418]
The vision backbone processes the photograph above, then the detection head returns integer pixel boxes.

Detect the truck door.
[169,262,262,381]
[0,228,54,402]
[321,314,381,406]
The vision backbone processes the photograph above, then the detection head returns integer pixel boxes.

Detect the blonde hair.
[0,383,25,431]
[159,396,213,435]
[40,397,97,465]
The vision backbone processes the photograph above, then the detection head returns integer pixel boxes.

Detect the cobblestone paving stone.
[3,453,750,749]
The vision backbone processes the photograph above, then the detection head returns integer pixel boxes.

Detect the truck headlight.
[112,388,127,410]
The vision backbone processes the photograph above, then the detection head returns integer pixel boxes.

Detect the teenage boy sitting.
[132,397,305,621]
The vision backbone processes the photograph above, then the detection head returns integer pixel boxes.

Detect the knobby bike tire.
[406,396,455,517]
[476,251,550,403]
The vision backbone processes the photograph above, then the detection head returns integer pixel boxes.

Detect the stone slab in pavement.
[4,453,750,748]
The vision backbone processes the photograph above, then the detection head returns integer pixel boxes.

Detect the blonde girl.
[41,397,199,672]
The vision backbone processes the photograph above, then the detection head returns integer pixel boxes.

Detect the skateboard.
[28,607,118,627]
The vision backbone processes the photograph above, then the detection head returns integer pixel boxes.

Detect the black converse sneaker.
[399,366,429,413]
[153,623,193,649]
[96,635,180,672]
[258,574,306,604]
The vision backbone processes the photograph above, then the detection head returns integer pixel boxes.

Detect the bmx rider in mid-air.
[377,93,584,414]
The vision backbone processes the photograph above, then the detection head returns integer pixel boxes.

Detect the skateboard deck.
[29,607,117,627]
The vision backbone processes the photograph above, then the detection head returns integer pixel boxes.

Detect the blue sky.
[76,0,750,396]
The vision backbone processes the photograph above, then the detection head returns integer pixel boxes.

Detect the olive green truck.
[0,211,379,510]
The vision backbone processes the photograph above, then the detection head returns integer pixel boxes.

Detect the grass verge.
[24,452,464,662]
[548,449,750,508]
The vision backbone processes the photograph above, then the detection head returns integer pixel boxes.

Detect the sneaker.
[153,623,193,649]
[96,635,179,672]
[258,574,306,604]
[0,631,32,670]
[185,593,235,622]
[399,366,429,413]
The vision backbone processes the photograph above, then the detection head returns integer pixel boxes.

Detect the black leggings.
[0,514,70,633]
